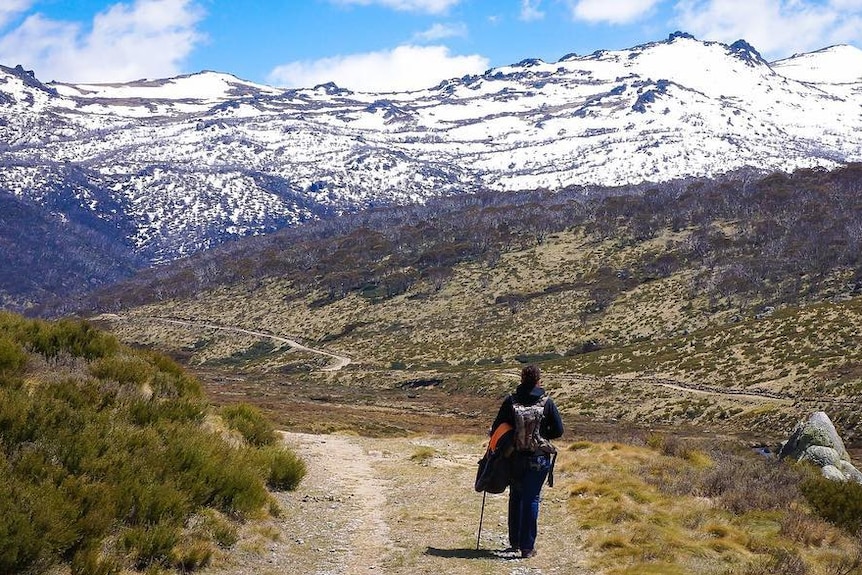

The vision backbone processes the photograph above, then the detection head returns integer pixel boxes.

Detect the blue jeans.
[508,454,550,551]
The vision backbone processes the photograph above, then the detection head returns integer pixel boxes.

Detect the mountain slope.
[772,44,862,84]
[0,190,142,310]
[89,164,862,443]
[5,33,862,307]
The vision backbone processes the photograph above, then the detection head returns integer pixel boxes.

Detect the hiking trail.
[99,315,352,371]
[209,432,593,575]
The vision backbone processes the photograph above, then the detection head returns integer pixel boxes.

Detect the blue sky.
[1,0,861,91]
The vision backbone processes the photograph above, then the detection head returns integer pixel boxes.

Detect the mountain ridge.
[3,32,862,308]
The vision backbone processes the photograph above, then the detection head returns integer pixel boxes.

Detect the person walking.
[491,364,564,558]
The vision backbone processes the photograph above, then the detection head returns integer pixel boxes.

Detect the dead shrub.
[729,548,808,575]
[779,508,838,547]
[699,454,802,514]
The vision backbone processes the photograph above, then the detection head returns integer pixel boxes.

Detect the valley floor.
[207,432,592,575]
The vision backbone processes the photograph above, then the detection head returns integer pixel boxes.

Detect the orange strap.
[488,422,513,452]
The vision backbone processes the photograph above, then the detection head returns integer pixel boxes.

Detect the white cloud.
[520,0,545,21]
[829,0,862,8]
[0,0,33,29]
[412,22,467,42]
[674,0,862,58]
[0,0,205,83]
[569,0,663,24]
[267,44,489,92]
[330,0,462,14]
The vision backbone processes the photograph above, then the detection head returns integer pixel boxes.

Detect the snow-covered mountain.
[3,32,862,264]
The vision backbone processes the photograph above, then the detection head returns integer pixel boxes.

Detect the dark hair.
[520,364,541,388]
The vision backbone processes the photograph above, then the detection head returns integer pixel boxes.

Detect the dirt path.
[133,316,352,371]
[211,432,593,575]
[550,373,793,404]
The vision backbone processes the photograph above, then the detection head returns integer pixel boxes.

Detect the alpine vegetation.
[0,312,305,574]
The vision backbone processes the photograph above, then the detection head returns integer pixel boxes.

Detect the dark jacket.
[492,384,564,443]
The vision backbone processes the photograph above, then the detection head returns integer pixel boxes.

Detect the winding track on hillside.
[139,317,352,371]
[547,373,795,404]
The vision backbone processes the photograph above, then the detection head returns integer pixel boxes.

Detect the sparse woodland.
[76,164,862,315]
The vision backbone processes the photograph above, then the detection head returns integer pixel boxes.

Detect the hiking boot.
[521,549,536,558]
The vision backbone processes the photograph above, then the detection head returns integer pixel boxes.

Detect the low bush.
[196,509,238,548]
[514,352,562,364]
[698,454,802,514]
[0,313,305,574]
[0,337,26,374]
[220,403,277,446]
[90,354,155,387]
[5,316,119,361]
[169,539,214,572]
[259,445,307,490]
[645,436,802,514]
[800,475,862,534]
[736,548,808,575]
[122,524,181,570]
[409,446,437,464]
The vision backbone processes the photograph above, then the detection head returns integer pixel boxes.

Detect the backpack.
[512,394,557,455]
[474,422,514,493]
[512,394,559,487]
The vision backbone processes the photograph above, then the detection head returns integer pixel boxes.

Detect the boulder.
[778,411,850,461]
[822,465,847,482]
[838,460,862,483]
[779,411,861,484]
[800,445,842,468]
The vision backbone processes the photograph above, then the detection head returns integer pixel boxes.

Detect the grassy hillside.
[74,165,862,443]
[561,435,862,575]
[0,312,305,574]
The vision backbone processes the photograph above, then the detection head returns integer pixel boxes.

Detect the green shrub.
[0,387,34,446]
[801,475,862,534]
[21,318,118,361]
[514,352,562,364]
[128,398,205,425]
[0,337,26,375]
[70,545,122,575]
[205,454,270,515]
[259,445,307,491]
[144,351,202,397]
[121,524,181,569]
[169,539,213,572]
[0,478,45,574]
[410,446,437,464]
[220,404,277,446]
[90,354,154,386]
[127,481,191,526]
[0,312,299,574]
[196,509,238,548]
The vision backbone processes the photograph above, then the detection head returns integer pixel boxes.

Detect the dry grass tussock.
[559,434,862,575]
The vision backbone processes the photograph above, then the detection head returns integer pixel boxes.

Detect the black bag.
[475,422,515,493]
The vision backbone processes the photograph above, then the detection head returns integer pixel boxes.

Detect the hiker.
[491,364,563,558]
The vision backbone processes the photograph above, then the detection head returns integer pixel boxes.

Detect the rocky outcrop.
[779,411,862,483]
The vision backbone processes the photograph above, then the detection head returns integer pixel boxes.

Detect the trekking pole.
[476,491,487,551]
